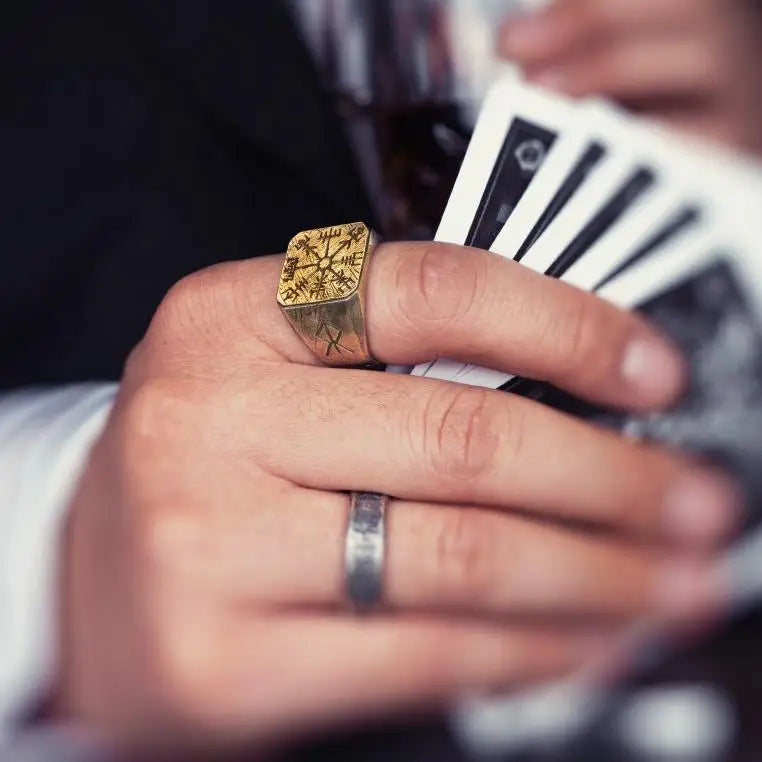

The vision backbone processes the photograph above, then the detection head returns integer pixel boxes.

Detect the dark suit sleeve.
[0,0,372,389]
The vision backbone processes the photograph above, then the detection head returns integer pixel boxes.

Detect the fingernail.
[500,13,553,58]
[620,335,687,405]
[663,472,742,545]
[656,562,723,624]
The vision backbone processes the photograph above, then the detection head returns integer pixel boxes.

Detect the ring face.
[277,222,377,365]
[278,222,370,307]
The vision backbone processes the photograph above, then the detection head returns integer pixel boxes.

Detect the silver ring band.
[345,492,387,612]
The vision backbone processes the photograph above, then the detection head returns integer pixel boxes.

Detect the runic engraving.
[278,222,370,307]
[332,271,352,290]
[309,281,328,300]
[316,320,354,357]
[348,224,365,242]
[282,256,299,281]
[293,235,319,258]
[333,238,351,256]
[319,227,342,246]
[339,252,361,267]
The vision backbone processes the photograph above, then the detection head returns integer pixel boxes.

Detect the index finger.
[167,242,685,412]
[499,0,713,66]
[365,242,685,412]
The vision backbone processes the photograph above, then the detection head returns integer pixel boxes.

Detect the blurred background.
[290,0,543,239]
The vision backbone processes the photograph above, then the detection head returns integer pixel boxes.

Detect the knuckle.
[419,385,500,483]
[151,271,206,336]
[434,510,499,604]
[132,490,204,584]
[148,267,227,349]
[550,295,612,387]
[394,243,481,328]
[121,379,185,453]
[117,381,198,518]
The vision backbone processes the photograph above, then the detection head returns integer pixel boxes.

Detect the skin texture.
[500,0,762,154]
[56,242,738,755]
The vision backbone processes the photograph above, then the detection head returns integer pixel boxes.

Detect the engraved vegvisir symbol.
[278,223,369,306]
[315,320,354,357]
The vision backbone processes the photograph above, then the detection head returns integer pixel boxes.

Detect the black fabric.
[0,0,374,389]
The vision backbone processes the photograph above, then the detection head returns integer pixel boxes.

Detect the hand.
[57,242,737,753]
[499,0,762,154]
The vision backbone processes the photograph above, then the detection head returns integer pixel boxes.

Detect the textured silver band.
[345,492,387,612]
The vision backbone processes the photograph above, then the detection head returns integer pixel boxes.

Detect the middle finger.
[251,367,737,542]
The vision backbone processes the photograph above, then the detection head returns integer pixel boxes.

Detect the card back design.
[514,141,606,263]
[465,118,557,251]
[544,168,656,278]
[594,206,700,290]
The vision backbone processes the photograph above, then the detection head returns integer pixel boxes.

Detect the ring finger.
[214,483,724,626]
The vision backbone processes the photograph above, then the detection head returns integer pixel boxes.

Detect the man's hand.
[500,0,762,154]
[57,242,738,753]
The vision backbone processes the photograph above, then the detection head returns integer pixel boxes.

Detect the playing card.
[434,78,578,249]
[509,140,606,262]
[592,206,700,291]
[489,132,606,264]
[562,185,701,292]
[414,76,762,399]
[517,161,656,278]
[488,101,619,263]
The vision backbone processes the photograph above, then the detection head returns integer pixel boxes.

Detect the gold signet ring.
[277,222,380,366]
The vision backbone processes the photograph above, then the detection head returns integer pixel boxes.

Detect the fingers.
[499,0,716,67]
[383,500,720,621]
[525,36,724,101]
[253,489,722,623]
[188,613,605,737]
[162,469,726,622]
[248,367,737,539]
[658,110,759,154]
[365,242,686,411]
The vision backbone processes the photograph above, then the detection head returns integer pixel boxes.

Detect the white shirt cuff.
[0,384,118,747]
